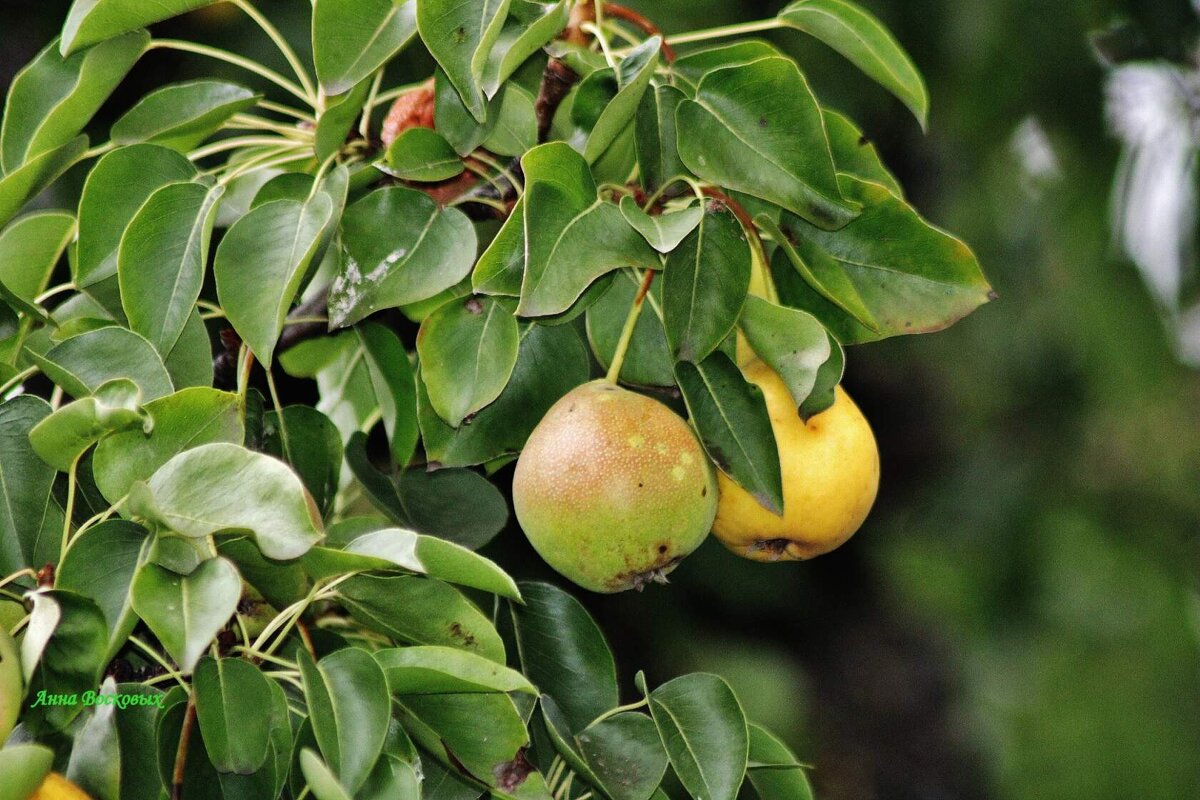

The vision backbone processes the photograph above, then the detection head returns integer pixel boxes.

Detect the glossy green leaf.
[586,271,674,387]
[163,306,214,390]
[358,756,421,800]
[65,679,121,799]
[264,405,342,517]
[0,136,87,229]
[418,295,520,426]
[128,442,323,559]
[0,32,146,173]
[344,434,508,549]
[775,175,993,343]
[779,0,929,128]
[0,211,75,305]
[328,187,477,327]
[316,79,372,162]
[57,520,149,663]
[119,181,223,355]
[375,645,535,694]
[29,378,150,471]
[358,322,419,466]
[418,322,591,466]
[61,0,215,54]
[746,723,815,799]
[418,0,512,121]
[481,0,569,95]
[473,195,526,297]
[663,202,751,362]
[338,574,506,662]
[299,647,391,793]
[281,332,394,446]
[434,66,497,156]
[313,0,419,95]
[0,744,54,799]
[676,57,857,230]
[110,683,166,800]
[670,40,784,87]
[111,80,258,151]
[576,37,661,163]
[738,295,832,410]
[75,143,197,289]
[823,108,902,195]
[646,673,749,800]
[517,143,659,317]
[130,557,240,674]
[345,527,521,599]
[578,712,669,800]
[508,582,618,734]
[383,127,465,182]
[28,326,174,400]
[194,656,272,774]
[481,83,538,156]
[21,590,109,732]
[214,193,334,366]
[300,749,354,800]
[634,83,687,192]
[619,197,703,254]
[0,396,61,576]
[92,387,242,504]
[675,351,782,513]
[799,330,843,420]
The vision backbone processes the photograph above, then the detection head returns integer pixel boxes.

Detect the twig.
[606,4,677,62]
[172,694,197,800]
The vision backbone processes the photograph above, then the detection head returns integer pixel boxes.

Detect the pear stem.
[606,268,657,384]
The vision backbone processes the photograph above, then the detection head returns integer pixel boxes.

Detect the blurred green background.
[5,1,1200,798]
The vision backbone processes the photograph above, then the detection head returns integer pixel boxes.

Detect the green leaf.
[671,40,784,87]
[0,136,87,230]
[738,295,832,410]
[358,756,421,800]
[112,683,167,800]
[280,332,394,446]
[375,645,535,694]
[517,143,659,317]
[0,396,61,576]
[164,307,215,390]
[634,83,687,192]
[119,181,223,355]
[328,187,477,328]
[480,0,570,96]
[674,351,782,513]
[263,405,343,519]
[0,211,75,305]
[577,712,669,800]
[417,295,520,427]
[194,656,273,774]
[577,37,661,163]
[75,143,197,289]
[619,197,702,254]
[676,57,857,230]
[358,322,419,466]
[92,387,242,505]
[779,0,929,128]
[823,108,902,195]
[344,434,508,549]
[663,202,751,362]
[799,330,843,420]
[28,378,150,471]
[646,673,749,800]
[0,744,54,799]
[775,175,992,343]
[316,78,372,162]
[27,326,174,400]
[0,32,146,173]
[481,83,538,157]
[346,527,520,599]
[300,749,354,800]
[299,647,391,793]
[746,723,815,799]
[472,195,526,297]
[111,80,258,151]
[434,66,497,156]
[66,679,122,799]
[129,442,323,559]
[383,127,465,182]
[338,574,506,661]
[57,520,149,663]
[130,557,240,674]
[214,194,334,366]
[418,323,591,466]
[508,582,618,734]
[21,590,109,732]
[586,272,673,387]
[418,0,513,122]
[61,0,215,54]
[313,0,419,95]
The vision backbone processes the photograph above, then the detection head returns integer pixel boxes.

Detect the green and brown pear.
[513,380,717,593]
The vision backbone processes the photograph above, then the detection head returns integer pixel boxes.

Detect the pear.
[0,625,21,745]
[513,380,717,593]
[713,360,879,561]
[30,773,92,800]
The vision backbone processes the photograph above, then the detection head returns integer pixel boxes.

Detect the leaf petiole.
[606,267,657,384]
[664,18,785,47]
[150,39,313,106]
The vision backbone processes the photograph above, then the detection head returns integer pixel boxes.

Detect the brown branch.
[171,693,197,800]
[606,4,677,62]
[700,186,770,266]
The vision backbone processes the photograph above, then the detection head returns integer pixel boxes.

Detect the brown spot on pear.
[713,360,879,561]
[513,380,717,593]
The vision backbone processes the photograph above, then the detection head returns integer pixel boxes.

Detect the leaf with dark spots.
[493,748,534,791]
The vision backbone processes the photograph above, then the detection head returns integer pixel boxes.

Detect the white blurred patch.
[1010,117,1061,197]
[1106,62,1200,365]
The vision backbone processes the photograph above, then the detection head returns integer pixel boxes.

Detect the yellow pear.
[513,380,717,593]
[713,360,879,561]
[30,773,92,800]
[0,625,21,744]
